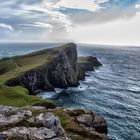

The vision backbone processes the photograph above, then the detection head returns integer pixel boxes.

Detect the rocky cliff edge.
[5,43,102,94]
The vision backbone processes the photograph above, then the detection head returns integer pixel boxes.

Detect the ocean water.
[0,43,60,59]
[0,43,140,140]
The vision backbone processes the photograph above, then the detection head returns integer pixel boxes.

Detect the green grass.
[0,58,17,72]
[0,85,55,107]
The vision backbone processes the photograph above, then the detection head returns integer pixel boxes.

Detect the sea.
[0,43,140,140]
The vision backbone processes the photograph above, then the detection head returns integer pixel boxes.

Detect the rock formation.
[77,56,102,80]
[6,43,102,94]
[0,105,108,140]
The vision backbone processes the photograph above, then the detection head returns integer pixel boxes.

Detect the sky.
[0,0,140,45]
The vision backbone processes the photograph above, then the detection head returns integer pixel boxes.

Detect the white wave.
[38,91,57,99]
[128,85,140,92]
[77,85,89,91]
[55,88,63,93]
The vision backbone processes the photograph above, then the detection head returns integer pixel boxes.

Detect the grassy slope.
[0,44,69,107]
[0,53,50,83]
[0,85,54,107]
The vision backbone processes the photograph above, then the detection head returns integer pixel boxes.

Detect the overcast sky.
[0,0,140,45]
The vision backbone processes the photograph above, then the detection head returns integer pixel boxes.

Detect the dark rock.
[85,56,102,67]
[77,56,102,80]
[77,63,86,80]
[76,110,108,135]
[6,43,102,94]
[47,43,79,88]
[92,115,108,134]
[7,43,79,94]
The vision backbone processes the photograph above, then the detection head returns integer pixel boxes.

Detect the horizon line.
[0,41,140,47]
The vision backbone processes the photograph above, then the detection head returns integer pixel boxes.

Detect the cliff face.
[6,43,102,94]
[77,56,102,80]
[47,44,78,88]
[7,43,79,94]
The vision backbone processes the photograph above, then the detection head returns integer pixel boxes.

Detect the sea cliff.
[0,43,109,140]
[5,43,102,94]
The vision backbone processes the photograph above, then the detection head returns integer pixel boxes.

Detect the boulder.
[76,112,108,135]
[0,105,32,126]
[92,115,108,134]
[0,127,57,140]
[28,113,65,137]
[76,114,93,126]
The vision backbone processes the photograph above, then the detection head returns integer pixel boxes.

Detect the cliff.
[0,42,102,106]
[78,56,102,80]
[0,43,109,140]
[2,43,102,94]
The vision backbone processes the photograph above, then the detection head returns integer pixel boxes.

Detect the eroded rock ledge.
[6,43,102,94]
[0,105,108,140]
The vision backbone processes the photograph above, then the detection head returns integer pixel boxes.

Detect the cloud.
[63,0,140,25]
[34,22,53,29]
[19,22,53,32]
[0,0,140,44]
[17,0,110,39]
[54,0,108,12]
[0,23,13,31]
[21,1,73,33]
[69,12,140,46]
[135,4,140,8]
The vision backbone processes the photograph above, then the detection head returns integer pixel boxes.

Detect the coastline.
[0,43,109,140]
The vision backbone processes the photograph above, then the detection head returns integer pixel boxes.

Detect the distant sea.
[0,43,140,140]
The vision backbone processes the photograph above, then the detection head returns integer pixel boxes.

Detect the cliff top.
[0,43,76,83]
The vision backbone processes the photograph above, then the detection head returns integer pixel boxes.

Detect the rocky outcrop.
[64,108,108,140]
[47,44,78,89]
[7,43,79,94]
[0,105,32,126]
[0,105,108,140]
[28,112,66,137]
[1,127,58,140]
[0,105,70,140]
[77,56,102,80]
[76,113,107,134]
[6,43,102,94]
